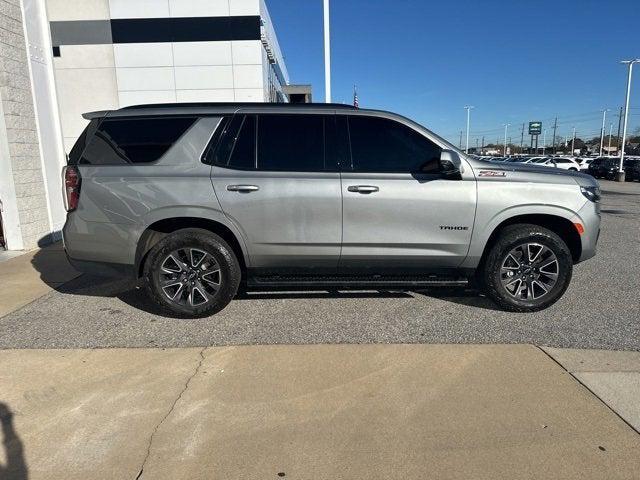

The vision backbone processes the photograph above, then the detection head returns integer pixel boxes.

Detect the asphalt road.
[1,180,639,351]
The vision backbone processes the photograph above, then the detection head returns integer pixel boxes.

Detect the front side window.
[80,117,196,165]
[347,116,442,173]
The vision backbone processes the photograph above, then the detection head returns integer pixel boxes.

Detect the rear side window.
[347,116,442,173]
[68,119,99,165]
[257,114,325,171]
[211,114,331,172]
[79,117,196,165]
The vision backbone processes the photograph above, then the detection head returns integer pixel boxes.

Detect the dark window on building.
[80,117,195,165]
[227,115,256,169]
[347,116,441,173]
[257,114,325,171]
[52,46,61,57]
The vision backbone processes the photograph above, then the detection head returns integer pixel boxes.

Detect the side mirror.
[440,149,463,178]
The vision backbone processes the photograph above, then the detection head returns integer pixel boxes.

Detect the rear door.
[338,114,477,274]
[210,113,342,275]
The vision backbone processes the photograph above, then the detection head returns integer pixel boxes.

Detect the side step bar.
[248,275,469,289]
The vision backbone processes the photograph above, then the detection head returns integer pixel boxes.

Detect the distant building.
[0,0,299,252]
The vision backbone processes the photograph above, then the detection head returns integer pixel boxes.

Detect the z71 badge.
[478,170,507,177]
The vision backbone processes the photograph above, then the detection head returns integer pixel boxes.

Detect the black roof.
[120,102,356,111]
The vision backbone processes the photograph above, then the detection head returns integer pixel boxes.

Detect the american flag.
[353,85,359,109]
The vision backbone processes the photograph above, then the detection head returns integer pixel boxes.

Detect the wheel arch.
[135,217,248,278]
[478,213,582,270]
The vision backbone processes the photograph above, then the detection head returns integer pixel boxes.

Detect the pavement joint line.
[134,346,208,480]
[537,345,640,436]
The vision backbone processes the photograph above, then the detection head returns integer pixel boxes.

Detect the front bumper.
[576,200,601,263]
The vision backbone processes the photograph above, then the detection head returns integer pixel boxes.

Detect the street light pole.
[571,127,576,156]
[464,106,474,153]
[323,0,331,103]
[542,129,547,155]
[503,123,510,155]
[618,59,639,181]
[599,109,609,156]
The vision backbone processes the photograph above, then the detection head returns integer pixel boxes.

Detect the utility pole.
[464,106,474,153]
[618,59,639,181]
[616,106,623,153]
[599,109,609,156]
[520,123,525,153]
[542,129,547,155]
[571,126,576,156]
[476,138,479,152]
[608,122,613,153]
[552,116,558,154]
[323,0,331,103]
[481,135,485,151]
[503,123,510,155]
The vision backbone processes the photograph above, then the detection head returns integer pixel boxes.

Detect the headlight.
[580,186,601,202]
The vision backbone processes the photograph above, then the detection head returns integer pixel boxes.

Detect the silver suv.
[62,103,601,318]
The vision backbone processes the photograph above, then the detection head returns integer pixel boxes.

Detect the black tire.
[142,228,241,318]
[479,224,573,312]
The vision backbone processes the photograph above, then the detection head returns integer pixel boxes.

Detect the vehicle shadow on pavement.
[413,287,501,311]
[0,402,28,480]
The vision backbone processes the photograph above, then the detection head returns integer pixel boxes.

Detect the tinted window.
[228,115,256,169]
[68,119,99,165]
[80,117,195,165]
[347,116,441,173]
[257,114,326,171]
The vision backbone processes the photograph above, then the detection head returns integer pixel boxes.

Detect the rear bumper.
[66,253,136,280]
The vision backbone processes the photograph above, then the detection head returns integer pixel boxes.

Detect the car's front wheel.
[142,228,241,318]
[480,224,573,312]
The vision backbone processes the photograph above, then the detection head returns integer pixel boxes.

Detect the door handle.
[347,185,379,194]
[227,185,259,192]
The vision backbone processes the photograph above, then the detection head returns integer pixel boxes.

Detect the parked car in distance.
[540,157,581,171]
[62,102,601,318]
[587,157,619,179]
[624,158,640,181]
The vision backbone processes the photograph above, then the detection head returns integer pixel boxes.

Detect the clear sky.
[268,0,640,147]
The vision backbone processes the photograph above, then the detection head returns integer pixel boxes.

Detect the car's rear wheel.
[142,228,241,318]
[480,224,573,312]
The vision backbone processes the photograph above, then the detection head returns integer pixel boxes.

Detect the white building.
[0,0,294,252]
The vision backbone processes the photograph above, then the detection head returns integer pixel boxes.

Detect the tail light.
[64,166,81,212]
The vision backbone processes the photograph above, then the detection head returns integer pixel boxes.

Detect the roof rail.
[119,102,357,111]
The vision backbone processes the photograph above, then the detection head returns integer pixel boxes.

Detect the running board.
[247,275,469,289]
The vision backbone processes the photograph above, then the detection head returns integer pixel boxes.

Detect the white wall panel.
[118,90,176,107]
[234,88,265,102]
[53,45,115,69]
[116,67,175,91]
[169,0,229,17]
[233,64,263,89]
[54,68,119,140]
[231,40,262,65]
[229,0,260,16]
[109,0,169,19]
[114,43,173,68]
[174,66,233,89]
[46,0,110,21]
[176,89,235,102]
[172,42,232,66]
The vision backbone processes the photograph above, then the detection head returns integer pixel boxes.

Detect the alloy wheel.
[158,248,221,307]
[500,243,559,301]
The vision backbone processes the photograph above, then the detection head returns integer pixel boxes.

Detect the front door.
[211,113,342,275]
[338,115,477,273]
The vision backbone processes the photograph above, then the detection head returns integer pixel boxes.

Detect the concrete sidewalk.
[0,242,79,318]
[1,344,639,480]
